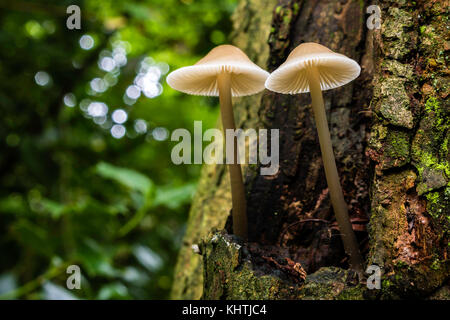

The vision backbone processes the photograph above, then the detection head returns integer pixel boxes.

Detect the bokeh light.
[126,85,141,100]
[90,78,108,93]
[143,83,163,98]
[152,127,169,141]
[104,73,119,86]
[93,115,107,125]
[132,57,165,100]
[112,109,128,124]
[87,102,108,118]
[79,34,94,50]
[123,94,137,106]
[134,119,148,134]
[112,42,128,67]
[34,71,51,86]
[111,124,126,139]
[156,62,170,75]
[63,93,77,107]
[79,98,91,112]
[99,57,116,72]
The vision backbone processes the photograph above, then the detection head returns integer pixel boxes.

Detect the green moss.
[368,124,388,151]
[382,279,392,289]
[419,152,449,177]
[358,0,365,11]
[424,97,438,111]
[424,97,444,126]
[442,136,448,154]
[202,232,305,299]
[376,130,411,170]
[386,131,410,159]
[283,14,291,24]
[425,188,449,221]
[292,3,300,15]
[395,260,408,269]
[426,190,440,205]
[411,96,449,194]
[202,233,368,300]
[419,24,441,56]
[336,285,365,300]
[430,259,441,271]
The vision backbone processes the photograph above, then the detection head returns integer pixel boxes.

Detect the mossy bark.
[365,0,449,299]
[171,0,449,300]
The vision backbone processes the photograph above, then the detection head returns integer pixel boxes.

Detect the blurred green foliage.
[0,0,236,299]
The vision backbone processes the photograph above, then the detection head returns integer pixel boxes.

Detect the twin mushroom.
[167,43,364,272]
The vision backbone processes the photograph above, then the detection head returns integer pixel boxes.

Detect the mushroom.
[167,45,269,240]
[265,42,364,272]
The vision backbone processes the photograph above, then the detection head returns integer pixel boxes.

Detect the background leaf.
[96,162,153,196]
[0,0,237,299]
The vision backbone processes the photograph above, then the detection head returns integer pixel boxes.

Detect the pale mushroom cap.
[265,42,361,94]
[166,45,269,97]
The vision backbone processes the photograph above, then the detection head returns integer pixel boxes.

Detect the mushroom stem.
[217,72,248,240]
[307,67,364,272]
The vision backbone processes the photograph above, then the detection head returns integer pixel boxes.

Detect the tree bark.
[171,0,449,300]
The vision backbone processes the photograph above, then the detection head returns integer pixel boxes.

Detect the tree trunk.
[171,0,449,300]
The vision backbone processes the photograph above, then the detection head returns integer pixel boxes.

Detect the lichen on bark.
[366,0,449,298]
